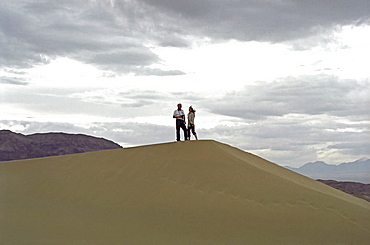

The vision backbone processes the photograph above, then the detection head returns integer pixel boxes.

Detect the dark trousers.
[176,119,188,141]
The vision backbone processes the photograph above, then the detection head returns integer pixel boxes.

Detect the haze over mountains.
[286,158,370,184]
[1,140,369,244]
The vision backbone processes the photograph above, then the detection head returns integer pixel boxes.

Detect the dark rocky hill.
[317,179,370,203]
[0,130,122,161]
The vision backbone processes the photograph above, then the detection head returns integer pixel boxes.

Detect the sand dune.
[1,140,369,244]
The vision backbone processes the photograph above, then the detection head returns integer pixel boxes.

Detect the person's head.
[189,106,195,113]
[177,103,182,110]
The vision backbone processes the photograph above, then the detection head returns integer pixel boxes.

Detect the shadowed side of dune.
[0,140,369,244]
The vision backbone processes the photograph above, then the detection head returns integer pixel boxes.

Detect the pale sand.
[1,140,369,244]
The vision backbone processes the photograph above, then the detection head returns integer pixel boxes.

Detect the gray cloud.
[2,0,369,73]
[329,141,370,156]
[142,0,370,43]
[0,87,180,120]
[209,76,370,121]
[84,48,185,75]
[0,76,29,85]
[0,0,186,74]
[137,68,185,76]
[198,114,370,166]
[89,50,158,67]
[1,90,113,117]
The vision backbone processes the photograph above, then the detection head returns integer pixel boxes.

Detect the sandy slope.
[1,140,369,244]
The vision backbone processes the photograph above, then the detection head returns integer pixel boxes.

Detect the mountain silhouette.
[0,130,122,161]
[286,159,370,184]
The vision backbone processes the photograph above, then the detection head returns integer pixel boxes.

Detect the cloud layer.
[2,0,369,73]
[1,0,369,166]
[210,76,370,120]
[1,74,369,166]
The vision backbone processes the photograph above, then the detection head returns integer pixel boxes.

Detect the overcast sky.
[1,0,369,167]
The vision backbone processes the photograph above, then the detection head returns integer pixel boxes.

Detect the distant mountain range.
[0,130,122,161]
[286,158,370,184]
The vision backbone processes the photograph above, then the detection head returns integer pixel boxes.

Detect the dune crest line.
[1,140,369,244]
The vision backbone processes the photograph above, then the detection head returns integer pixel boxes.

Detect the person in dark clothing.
[173,103,188,141]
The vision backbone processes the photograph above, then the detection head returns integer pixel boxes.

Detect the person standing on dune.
[187,106,198,140]
[173,103,188,141]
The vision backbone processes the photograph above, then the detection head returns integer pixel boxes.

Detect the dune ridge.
[1,140,369,244]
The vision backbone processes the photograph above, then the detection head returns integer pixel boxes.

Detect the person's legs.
[180,121,188,140]
[192,126,198,140]
[176,120,181,141]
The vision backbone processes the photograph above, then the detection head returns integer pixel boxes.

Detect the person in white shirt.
[173,103,188,141]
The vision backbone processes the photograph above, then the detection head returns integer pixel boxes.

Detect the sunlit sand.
[1,140,369,244]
